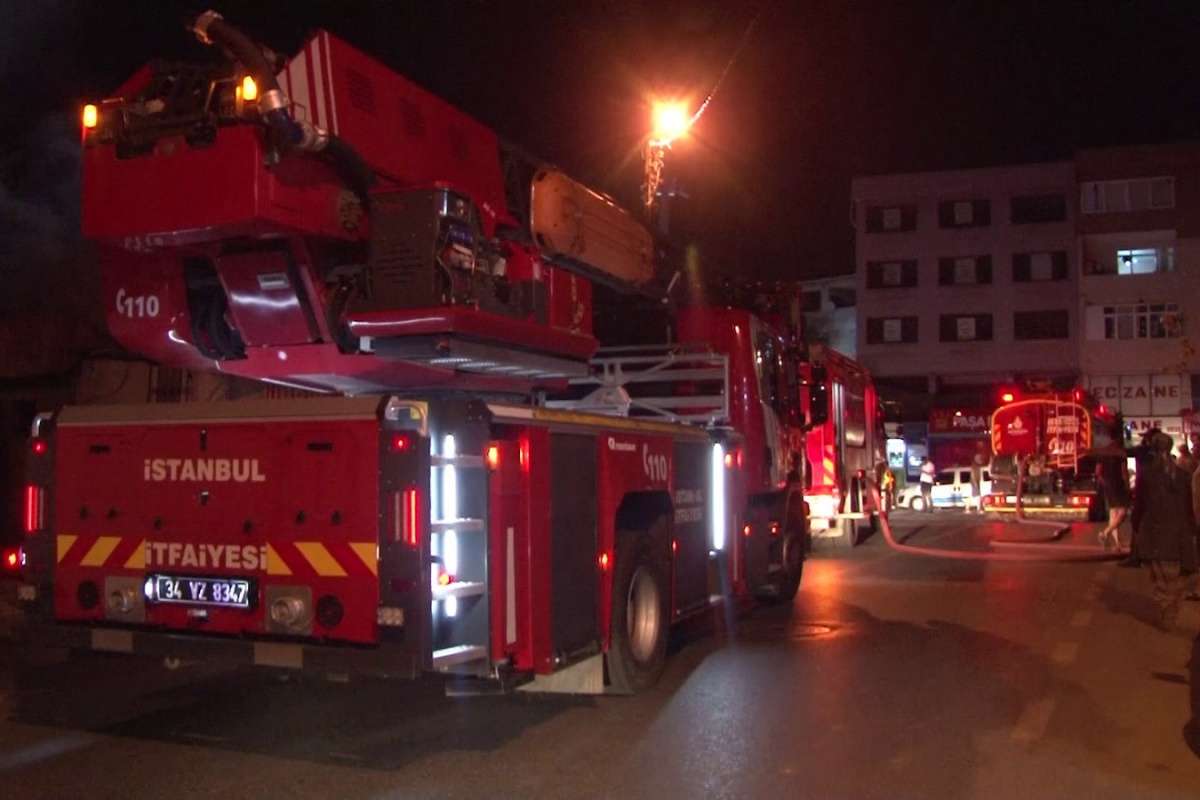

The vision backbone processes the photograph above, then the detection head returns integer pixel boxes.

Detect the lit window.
[882,319,903,342]
[1116,247,1173,275]
[956,317,977,341]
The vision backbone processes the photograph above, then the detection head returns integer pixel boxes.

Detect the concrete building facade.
[852,162,1079,412]
[1076,143,1200,444]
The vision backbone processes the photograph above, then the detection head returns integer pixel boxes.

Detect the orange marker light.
[437,572,453,586]
[598,552,610,571]
[742,524,752,538]
[241,76,258,103]
[82,104,98,129]
[486,444,500,469]
[1001,392,1015,403]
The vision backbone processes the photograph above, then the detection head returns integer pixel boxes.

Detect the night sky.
[3,0,1200,282]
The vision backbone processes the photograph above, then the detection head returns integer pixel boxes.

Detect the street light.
[644,99,695,212]
[650,100,693,146]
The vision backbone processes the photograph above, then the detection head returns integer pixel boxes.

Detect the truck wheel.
[758,529,804,603]
[909,496,925,512]
[608,530,669,694]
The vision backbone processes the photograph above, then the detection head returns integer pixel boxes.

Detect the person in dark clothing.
[1095,452,1132,550]
[1131,432,1199,631]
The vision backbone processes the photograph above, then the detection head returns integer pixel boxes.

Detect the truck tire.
[607,528,669,694]
[757,528,804,604]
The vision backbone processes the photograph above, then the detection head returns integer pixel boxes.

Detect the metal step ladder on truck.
[982,387,1119,521]
[19,12,813,694]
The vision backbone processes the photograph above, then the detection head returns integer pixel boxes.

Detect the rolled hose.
[190,10,375,203]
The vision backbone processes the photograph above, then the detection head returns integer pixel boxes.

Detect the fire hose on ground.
[867,469,1118,563]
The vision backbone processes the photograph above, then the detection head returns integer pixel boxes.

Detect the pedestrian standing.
[969,446,987,513]
[919,456,935,513]
[880,465,896,512]
[1131,432,1198,631]
[1094,453,1131,551]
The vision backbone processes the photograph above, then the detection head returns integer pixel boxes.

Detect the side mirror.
[808,365,829,428]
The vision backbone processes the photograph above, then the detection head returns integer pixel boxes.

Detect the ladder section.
[429,434,491,675]
[547,344,730,427]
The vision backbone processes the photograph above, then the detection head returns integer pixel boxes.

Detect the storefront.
[1087,373,1193,449]
[927,408,990,469]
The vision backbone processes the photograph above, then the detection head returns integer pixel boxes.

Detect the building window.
[1080,177,1175,214]
[1013,251,1068,282]
[1010,193,1067,224]
[827,287,856,308]
[1099,303,1181,340]
[1014,309,1069,340]
[937,199,991,228]
[1116,247,1174,275]
[866,316,919,344]
[938,255,993,286]
[865,204,917,233]
[939,313,993,342]
[866,259,918,289]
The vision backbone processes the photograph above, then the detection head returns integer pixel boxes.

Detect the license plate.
[148,574,254,609]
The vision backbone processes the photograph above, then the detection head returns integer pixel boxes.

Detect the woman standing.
[1095,452,1132,550]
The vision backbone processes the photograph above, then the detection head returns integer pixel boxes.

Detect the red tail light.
[31,439,48,456]
[389,432,412,453]
[2,547,20,572]
[24,485,45,533]
[391,486,422,545]
[1068,494,1092,507]
[403,487,420,546]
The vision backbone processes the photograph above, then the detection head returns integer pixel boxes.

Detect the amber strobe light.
[240,75,258,103]
[82,103,98,129]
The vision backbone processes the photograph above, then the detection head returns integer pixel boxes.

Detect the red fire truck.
[20,13,814,693]
[982,388,1118,520]
[798,345,885,547]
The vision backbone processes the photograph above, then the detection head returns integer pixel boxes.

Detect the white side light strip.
[710,443,726,552]
[442,435,458,617]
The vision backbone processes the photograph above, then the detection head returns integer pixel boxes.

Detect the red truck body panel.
[52,411,381,644]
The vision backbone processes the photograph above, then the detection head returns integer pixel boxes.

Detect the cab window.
[935,471,955,485]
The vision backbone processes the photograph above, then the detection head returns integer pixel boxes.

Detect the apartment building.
[1076,144,1200,443]
[852,162,1079,415]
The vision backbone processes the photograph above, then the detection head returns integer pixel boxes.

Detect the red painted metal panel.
[321,33,511,233]
[217,249,317,346]
[53,416,382,644]
[344,306,598,361]
[521,428,553,673]
[594,432,673,650]
[82,125,354,246]
[546,267,594,337]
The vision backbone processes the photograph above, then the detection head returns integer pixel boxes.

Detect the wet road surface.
[1,511,1198,799]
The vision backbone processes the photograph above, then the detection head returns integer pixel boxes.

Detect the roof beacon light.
[82,104,98,130]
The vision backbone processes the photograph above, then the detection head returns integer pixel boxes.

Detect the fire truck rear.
[982,388,1119,520]
[19,12,813,692]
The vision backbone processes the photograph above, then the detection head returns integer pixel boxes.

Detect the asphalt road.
[1,511,1198,799]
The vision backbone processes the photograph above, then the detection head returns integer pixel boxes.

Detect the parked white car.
[897,466,992,511]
